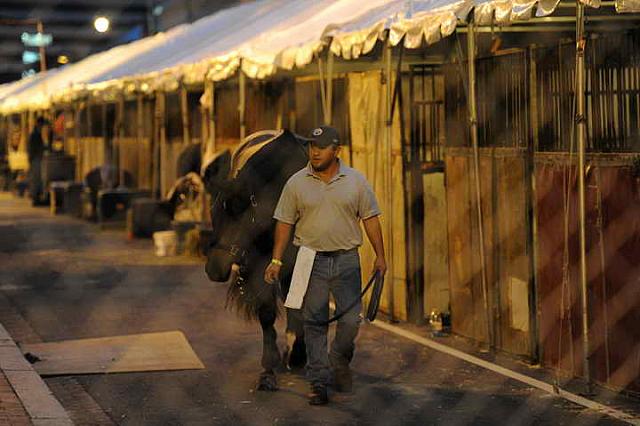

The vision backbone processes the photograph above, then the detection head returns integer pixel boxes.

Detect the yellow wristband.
[270,258,283,266]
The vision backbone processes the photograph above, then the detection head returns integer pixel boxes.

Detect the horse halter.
[212,189,260,280]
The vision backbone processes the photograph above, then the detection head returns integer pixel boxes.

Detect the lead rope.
[304,271,384,326]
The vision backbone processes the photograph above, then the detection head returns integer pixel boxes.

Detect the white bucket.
[153,230,177,257]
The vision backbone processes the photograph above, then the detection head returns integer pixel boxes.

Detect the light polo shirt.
[273,160,381,251]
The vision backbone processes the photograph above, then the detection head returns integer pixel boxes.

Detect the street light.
[94,16,110,33]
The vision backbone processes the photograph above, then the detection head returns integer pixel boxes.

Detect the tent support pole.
[157,91,167,198]
[527,45,541,363]
[317,55,328,125]
[180,84,191,145]
[117,96,125,187]
[385,39,396,321]
[73,102,82,180]
[325,50,334,125]
[152,95,159,198]
[575,0,591,391]
[101,103,107,182]
[136,93,145,187]
[86,102,92,141]
[467,19,492,348]
[239,69,246,141]
[208,79,216,154]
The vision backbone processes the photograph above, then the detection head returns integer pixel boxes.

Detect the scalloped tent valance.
[0,0,637,114]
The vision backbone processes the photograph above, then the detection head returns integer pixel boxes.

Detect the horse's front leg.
[257,303,280,391]
[284,307,307,369]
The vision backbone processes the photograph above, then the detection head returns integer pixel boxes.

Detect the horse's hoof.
[256,372,279,391]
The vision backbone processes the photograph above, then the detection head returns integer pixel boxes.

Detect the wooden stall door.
[445,148,533,357]
[409,65,450,318]
[348,71,407,321]
[535,157,640,393]
[116,137,152,189]
[494,152,532,356]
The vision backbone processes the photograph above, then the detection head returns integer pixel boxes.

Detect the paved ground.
[0,370,30,426]
[0,193,636,426]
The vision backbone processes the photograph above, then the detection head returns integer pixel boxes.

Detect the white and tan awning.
[1,0,637,114]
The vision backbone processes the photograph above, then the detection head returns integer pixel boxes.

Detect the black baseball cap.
[307,125,340,147]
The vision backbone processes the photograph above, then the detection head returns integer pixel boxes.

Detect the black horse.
[203,129,309,390]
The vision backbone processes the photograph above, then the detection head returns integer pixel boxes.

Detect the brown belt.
[315,248,356,257]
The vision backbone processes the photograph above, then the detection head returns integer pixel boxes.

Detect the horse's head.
[202,149,238,283]
[203,131,279,283]
[204,178,256,283]
[203,130,309,285]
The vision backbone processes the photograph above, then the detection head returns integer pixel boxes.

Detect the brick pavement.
[0,370,31,426]
[0,310,72,426]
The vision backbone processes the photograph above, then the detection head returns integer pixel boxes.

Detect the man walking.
[27,117,48,206]
[264,126,386,405]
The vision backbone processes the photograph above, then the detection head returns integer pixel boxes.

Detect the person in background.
[27,117,48,206]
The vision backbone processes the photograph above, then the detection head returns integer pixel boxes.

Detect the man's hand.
[373,256,387,277]
[264,263,281,284]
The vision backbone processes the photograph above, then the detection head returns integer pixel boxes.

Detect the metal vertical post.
[407,71,425,324]
[467,20,492,348]
[36,20,47,72]
[136,93,146,186]
[239,69,246,141]
[527,46,540,362]
[208,79,216,154]
[317,56,327,125]
[152,94,160,198]
[325,51,334,125]
[117,96,125,187]
[157,92,167,198]
[73,102,82,180]
[575,0,591,387]
[385,40,396,321]
[180,84,191,145]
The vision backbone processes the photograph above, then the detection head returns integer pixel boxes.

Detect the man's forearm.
[363,216,385,259]
[272,221,293,260]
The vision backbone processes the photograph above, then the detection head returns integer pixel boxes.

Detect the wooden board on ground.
[21,331,205,376]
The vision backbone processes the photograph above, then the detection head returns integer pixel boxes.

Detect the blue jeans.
[302,249,362,387]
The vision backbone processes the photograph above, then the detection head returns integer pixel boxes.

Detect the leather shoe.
[308,385,328,405]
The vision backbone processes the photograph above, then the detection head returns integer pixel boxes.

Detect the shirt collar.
[306,159,347,182]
